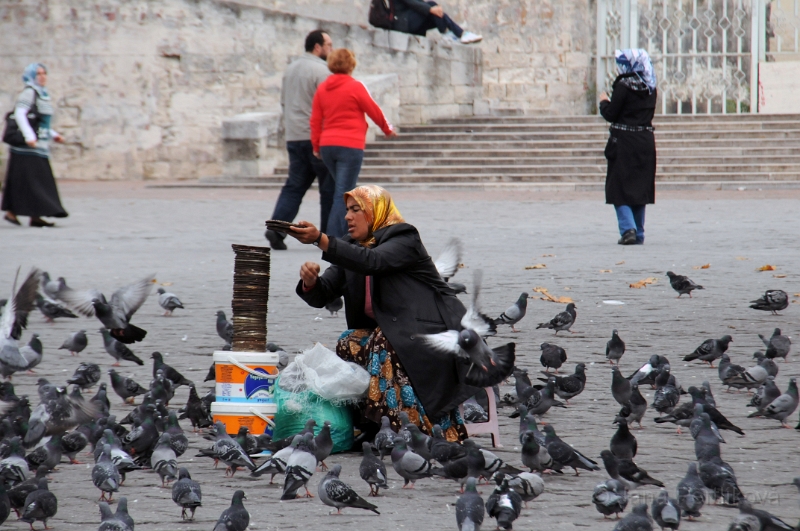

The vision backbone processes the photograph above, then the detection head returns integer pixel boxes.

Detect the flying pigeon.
[58,274,156,343]
[536,303,576,334]
[213,490,249,531]
[24,386,101,448]
[456,477,485,530]
[666,271,704,298]
[606,329,625,365]
[0,269,41,377]
[318,464,380,515]
[494,292,528,332]
[684,335,733,367]
[35,293,78,322]
[58,330,87,356]
[171,468,202,520]
[759,328,791,361]
[749,289,789,314]
[100,329,144,366]
[433,237,467,293]
[592,478,629,519]
[156,288,184,316]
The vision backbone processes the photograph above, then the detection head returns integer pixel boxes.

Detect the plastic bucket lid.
[212,351,280,364]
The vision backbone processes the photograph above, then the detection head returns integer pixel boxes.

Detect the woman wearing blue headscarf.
[599,49,657,245]
[2,63,68,227]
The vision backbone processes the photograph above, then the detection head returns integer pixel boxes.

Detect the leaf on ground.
[735,256,749,260]
[531,286,573,303]
[692,264,711,269]
[773,274,786,278]
[757,264,776,271]
[629,277,658,289]
[563,287,571,291]
[615,261,625,265]
[600,269,612,273]
[160,282,173,286]
[525,264,547,270]
[542,254,555,257]
[458,263,465,269]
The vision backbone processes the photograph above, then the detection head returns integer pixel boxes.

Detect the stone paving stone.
[0,183,798,530]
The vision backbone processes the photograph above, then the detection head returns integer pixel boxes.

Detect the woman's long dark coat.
[297,223,477,418]
[600,74,658,206]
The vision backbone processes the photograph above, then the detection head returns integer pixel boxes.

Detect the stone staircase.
[207,114,800,189]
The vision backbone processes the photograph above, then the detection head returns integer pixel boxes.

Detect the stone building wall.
[0,0,482,181]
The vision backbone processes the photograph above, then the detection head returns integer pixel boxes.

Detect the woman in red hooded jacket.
[310,48,397,239]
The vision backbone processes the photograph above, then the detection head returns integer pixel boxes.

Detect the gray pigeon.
[611,366,632,407]
[749,377,798,427]
[430,424,467,464]
[750,289,789,314]
[251,435,299,483]
[373,416,396,460]
[592,478,629,519]
[406,424,433,461]
[58,330,87,356]
[494,292,528,332]
[456,477,485,530]
[20,478,58,530]
[759,328,791,361]
[613,503,653,531]
[0,437,29,486]
[536,303,576,334]
[318,464,379,515]
[542,424,600,476]
[684,335,733,367]
[195,422,255,476]
[98,500,131,531]
[115,498,134,531]
[753,352,780,377]
[24,433,62,472]
[539,342,567,373]
[172,468,202,520]
[494,471,544,508]
[666,271,704,298]
[39,272,61,299]
[156,288,184,316]
[215,310,234,346]
[698,455,744,504]
[25,386,101,448]
[520,430,554,473]
[433,237,463,283]
[651,489,680,530]
[610,417,637,460]
[606,329,626,365]
[213,490,248,531]
[652,367,680,414]
[0,270,41,378]
[151,433,178,487]
[100,329,144,366]
[281,433,317,499]
[701,381,716,408]
[359,442,389,496]
[391,437,438,488]
[616,384,647,429]
[486,477,522,530]
[313,420,334,470]
[19,333,43,372]
[736,499,795,531]
[677,462,705,520]
[108,369,146,404]
[93,444,121,501]
[67,361,102,388]
[324,297,343,317]
[748,376,781,416]
[600,450,664,490]
[36,293,78,322]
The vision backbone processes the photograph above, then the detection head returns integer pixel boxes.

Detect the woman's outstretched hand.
[300,261,321,289]
[287,221,329,251]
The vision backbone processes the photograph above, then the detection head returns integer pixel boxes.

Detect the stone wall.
[0,0,481,181]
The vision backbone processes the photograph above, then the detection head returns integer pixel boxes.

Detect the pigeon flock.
[0,249,798,531]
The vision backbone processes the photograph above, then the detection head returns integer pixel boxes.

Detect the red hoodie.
[310,73,394,151]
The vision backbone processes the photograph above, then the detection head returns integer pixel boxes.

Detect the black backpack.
[3,90,40,148]
[368,0,395,30]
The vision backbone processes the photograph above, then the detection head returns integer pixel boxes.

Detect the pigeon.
[39,272,61,300]
[0,437,29,486]
[456,477,485,530]
[196,422,255,476]
[759,328,791,361]
[652,367,680,414]
[179,384,212,431]
[366,417,394,462]
[100,329,144,366]
[494,292,528,332]
[539,342,567,373]
[486,477,522,530]
[313,420,334,470]
[434,237,463,283]
[324,297,343,317]
[215,310,234,346]
[156,288,184,316]
[692,410,724,461]
[172,467,202,520]
[749,289,789,314]
[520,429,554,473]
[536,303,576,334]
[684,335,733,367]
[736,499,795,531]
[723,357,769,391]
[677,462,705,519]
[517,378,566,417]
[91,382,111,413]
[749,377,798,427]
[318,464,380,515]
[592,478,629,519]
[628,355,670,387]
[19,333,43,372]
[98,501,131,531]
[494,471,543,508]
[617,384,647,429]
[463,396,488,422]
[430,424,467,464]
[477,445,523,478]
[61,427,89,464]
[359,442,389,496]
[151,351,192,387]
[666,271,704,298]
[7,466,47,516]
[684,386,745,435]
[611,366,632,407]
[65,361,102,388]
[281,432,317,499]
[151,433,178,487]
[108,369,146,404]
[0,269,41,377]
[93,444,121,501]
[0,483,8,526]
[265,419,317,453]
[613,504,653,531]
[58,330,87,356]
[651,489,680,530]
[718,354,747,390]
[24,386,101,448]
[600,450,664,490]
[752,352,780,377]
[698,455,744,504]
[542,424,599,476]
[391,437,438,488]
[213,490,249,531]
[114,498,134,531]
[252,435,299,483]
[606,329,626,365]
[122,405,160,458]
[24,433,62,472]
[150,369,175,405]
[538,362,585,403]
[35,293,78,322]
[163,411,188,457]
[610,417,637,460]
[748,376,781,416]
[20,478,58,530]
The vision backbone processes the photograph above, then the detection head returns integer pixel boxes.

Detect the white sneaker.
[443,30,460,42]
[460,31,483,44]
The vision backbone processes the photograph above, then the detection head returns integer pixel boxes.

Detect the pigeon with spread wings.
[0,268,42,378]
[424,271,514,388]
[434,237,467,294]
[58,274,156,344]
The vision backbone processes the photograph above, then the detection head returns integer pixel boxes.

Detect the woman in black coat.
[289,185,474,441]
[599,49,658,245]
[391,0,482,44]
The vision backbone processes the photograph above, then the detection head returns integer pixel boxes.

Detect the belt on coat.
[609,123,655,133]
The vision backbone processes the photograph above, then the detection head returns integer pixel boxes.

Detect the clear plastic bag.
[291,342,369,403]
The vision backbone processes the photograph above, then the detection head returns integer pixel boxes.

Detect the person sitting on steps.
[392,0,482,44]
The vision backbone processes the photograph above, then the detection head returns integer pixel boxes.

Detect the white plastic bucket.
[211,401,277,436]
[213,351,279,403]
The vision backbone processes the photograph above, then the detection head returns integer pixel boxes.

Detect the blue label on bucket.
[217,396,274,404]
[244,367,274,399]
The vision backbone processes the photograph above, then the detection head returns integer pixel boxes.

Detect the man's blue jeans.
[321,145,364,239]
[271,140,334,236]
[615,205,646,243]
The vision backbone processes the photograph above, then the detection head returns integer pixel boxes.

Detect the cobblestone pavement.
[1,182,798,531]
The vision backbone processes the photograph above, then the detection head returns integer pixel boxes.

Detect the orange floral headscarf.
[343,185,404,247]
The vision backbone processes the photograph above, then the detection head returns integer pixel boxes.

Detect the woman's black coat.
[297,223,477,418]
[392,0,435,36]
[600,74,658,206]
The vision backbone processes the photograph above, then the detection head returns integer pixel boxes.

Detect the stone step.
[400,121,800,133]
[393,130,800,141]
[431,113,800,124]
[368,138,800,150]
[363,147,800,158]
[356,155,800,166]
[338,163,800,175]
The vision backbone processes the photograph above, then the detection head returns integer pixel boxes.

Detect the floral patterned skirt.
[337,327,467,442]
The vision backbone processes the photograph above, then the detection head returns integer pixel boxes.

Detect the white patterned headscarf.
[615,49,657,93]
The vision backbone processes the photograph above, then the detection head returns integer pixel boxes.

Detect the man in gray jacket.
[266,30,335,250]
